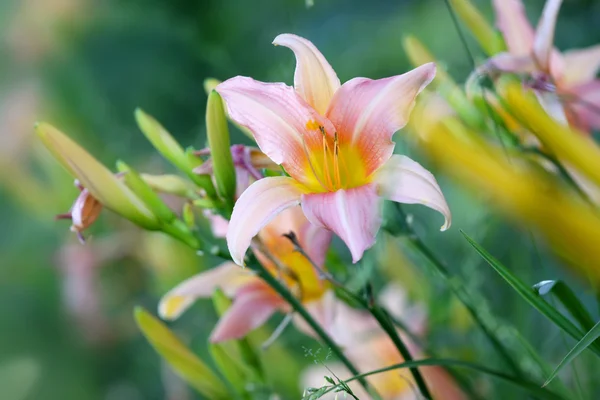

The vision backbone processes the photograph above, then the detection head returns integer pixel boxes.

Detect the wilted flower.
[56,180,103,243]
[159,205,334,342]
[217,34,451,265]
[488,0,600,131]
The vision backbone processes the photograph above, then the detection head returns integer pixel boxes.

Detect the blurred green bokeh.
[2,0,600,399]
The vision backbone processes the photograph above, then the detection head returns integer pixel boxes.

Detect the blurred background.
[2,0,600,399]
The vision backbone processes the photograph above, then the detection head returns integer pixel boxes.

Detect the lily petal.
[532,0,563,74]
[216,77,336,186]
[569,80,600,131]
[561,45,600,87]
[487,52,537,74]
[299,221,333,268]
[375,155,451,231]
[301,184,382,263]
[158,262,253,320]
[326,63,435,175]
[492,0,535,56]
[273,34,341,115]
[210,282,282,342]
[227,176,304,266]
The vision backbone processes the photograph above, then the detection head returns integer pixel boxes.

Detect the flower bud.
[116,161,176,224]
[206,91,236,208]
[135,109,216,197]
[449,0,505,55]
[36,122,159,230]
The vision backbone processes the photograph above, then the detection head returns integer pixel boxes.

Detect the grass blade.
[461,230,600,356]
[321,358,564,400]
[534,280,596,332]
[545,320,600,386]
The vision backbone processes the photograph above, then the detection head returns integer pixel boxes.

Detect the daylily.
[159,205,334,342]
[303,285,465,400]
[160,145,335,342]
[489,0,600,131]
[57,179,104,243]
[217,34,451,264]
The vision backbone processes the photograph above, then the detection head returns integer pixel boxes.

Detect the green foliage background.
[2,0,600,399]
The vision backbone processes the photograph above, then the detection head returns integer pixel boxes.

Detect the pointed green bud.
[116,161,176,224]
[135,109,216,197]
[212,288,233,317]
[209,343,252,397]
[403,36,453,86]
[449,0,506,55]
[140,173,198,199]
[206,91,236,208]
[134,307,230,399]
[203,78,221,95]
[35,123,159,229]
[204,78,255,140]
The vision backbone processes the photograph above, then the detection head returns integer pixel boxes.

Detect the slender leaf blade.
[545,319,600,385]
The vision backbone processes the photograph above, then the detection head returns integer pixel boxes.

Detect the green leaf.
[461,231,600,356]
[545,319,600,386]
[134,307,229,399]
[533,280,596,332]
[209,343,253,399]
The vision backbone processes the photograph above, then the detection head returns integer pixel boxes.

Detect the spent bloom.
[217,34,451,264]
[488,0,600,131]
[57,180,104,243]
[159,205,335,342]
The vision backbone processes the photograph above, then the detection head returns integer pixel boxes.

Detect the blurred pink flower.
[303,285,465,400]
[489,0,600,131]
[159,204,335,342]
[217,34,451,265]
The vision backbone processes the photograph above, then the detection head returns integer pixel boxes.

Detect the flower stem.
[248,260,380,399]
[283,232,432,399]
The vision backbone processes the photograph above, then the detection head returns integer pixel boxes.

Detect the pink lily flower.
[303,285,465,400]
[490,0,600,131]
[159,205,334,342]
[217,34,451,264]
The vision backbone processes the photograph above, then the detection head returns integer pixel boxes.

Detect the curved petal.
[216,77,336,186]
[209,282,282,342]
[374,155,451,231]
[326,63,435,175]
[532,0,563,74]
[492,0,534,56]
[561,45,600,87]
[273,34,340,115]
[569,80,600,131]
[227,176,304,266]
[487,52,537,74]
[158,262,254,320]
[301,184,382,263]
[298,221,333,268]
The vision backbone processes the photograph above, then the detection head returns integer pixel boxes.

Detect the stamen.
[333,132,341,189]
[300,135,327,191]
[322,134,333,190]
[261,313,293,350]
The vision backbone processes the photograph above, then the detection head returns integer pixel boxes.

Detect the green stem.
[247,260,379,399]
[368,305,433,399]
[407,233,522,375]
[323,358,564,400]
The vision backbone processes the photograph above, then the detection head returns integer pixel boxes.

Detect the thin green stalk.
[368,305,433,399]
[322,358,564,400]
[249,261,379,399]
[407,233,522,375]
[284,233,432,399]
